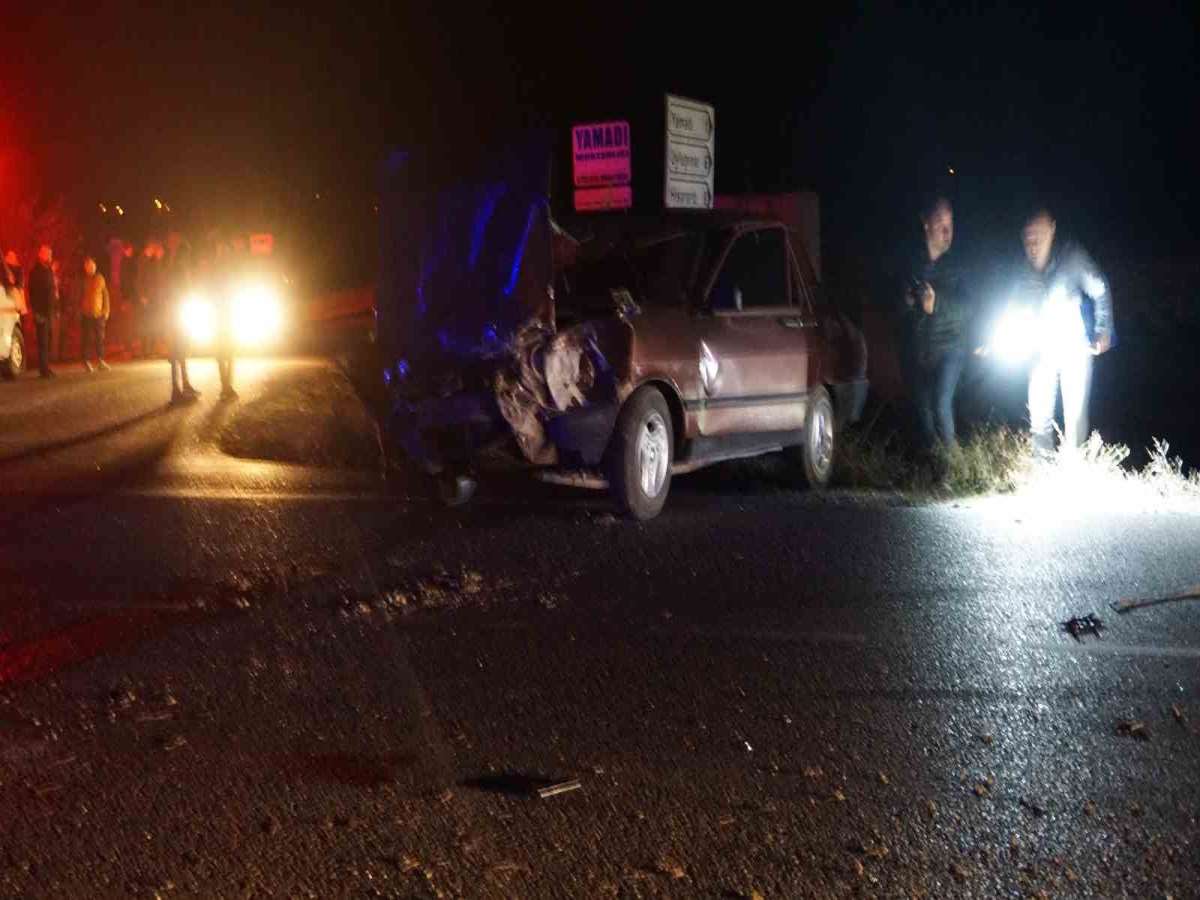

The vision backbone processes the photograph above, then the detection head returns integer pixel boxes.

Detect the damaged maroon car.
[378,139,867,519]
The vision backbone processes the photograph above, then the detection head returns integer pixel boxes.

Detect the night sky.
[2,2,1197,264]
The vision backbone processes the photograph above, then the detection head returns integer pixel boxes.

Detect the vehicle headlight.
[180,294,216,345]
[988,303,1038,365]
[232,282,284,347]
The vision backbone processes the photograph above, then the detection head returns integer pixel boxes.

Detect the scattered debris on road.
[1110,584,1200,614]
[654,857,687,880]
[1060,613,1105,641]
[1115,719,1150,740]
[463,772,582,799]
[536,778,582,799]
[1171,703,1186,725]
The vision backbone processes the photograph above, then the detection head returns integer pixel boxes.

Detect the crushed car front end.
[377,135,631,478]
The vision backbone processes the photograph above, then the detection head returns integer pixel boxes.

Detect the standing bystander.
[27,245,56,378]
[80,256,111,372]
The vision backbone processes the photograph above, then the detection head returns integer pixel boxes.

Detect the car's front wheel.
[790,385,835,488]
[607,386,674,520]
[1,325,24,379]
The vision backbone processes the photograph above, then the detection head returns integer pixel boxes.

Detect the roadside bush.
[838,421,1200,509]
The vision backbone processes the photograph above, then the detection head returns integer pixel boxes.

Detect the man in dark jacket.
[1017,209,1113,455]
[27,245,57,378]
[901,197,971,450]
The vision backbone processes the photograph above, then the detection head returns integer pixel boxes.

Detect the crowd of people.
[897,197,1114,468]
[0,231,242,404]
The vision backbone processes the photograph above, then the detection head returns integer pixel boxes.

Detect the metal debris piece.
[1171,703,1186,725]
[1115,719,1150,740]
[1060,613,1105,641]
[536,778,582,799]
[1111,585,1200,614]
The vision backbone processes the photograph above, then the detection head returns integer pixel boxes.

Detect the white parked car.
[0,283,25,379]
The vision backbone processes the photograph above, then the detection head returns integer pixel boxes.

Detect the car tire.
[606,386,673,520]
[791,385,836,488]
[2,325,24,379]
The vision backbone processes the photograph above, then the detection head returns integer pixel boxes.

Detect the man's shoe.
[183,385,200,398]
[83,361,94,373]
[98,360,111,371]
[220,388,239,401]
[41,370,56,379]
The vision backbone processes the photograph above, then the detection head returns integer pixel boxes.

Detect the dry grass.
[1017,434,1200,513]
[838,423,1200,509]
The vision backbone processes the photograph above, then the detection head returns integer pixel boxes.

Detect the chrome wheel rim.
[637,411,670,498]
[811,404,834,477]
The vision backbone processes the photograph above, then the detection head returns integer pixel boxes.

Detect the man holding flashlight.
[1018,209,1113,456]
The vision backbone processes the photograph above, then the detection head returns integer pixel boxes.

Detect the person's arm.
[100,276,111,320]
[1075,247,1113,352]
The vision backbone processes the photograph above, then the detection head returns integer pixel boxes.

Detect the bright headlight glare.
[180,294,216,344]
[232,282,284,347]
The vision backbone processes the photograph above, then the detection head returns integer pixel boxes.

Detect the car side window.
[709,228,789,312]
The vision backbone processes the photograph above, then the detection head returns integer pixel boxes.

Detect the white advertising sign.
[664,95,715,209]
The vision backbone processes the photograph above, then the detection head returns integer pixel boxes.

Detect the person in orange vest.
[80,256,111,372]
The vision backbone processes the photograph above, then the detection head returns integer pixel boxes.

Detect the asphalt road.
[1,357,1198,899]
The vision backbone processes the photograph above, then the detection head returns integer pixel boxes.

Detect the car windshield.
[559,232,705,311]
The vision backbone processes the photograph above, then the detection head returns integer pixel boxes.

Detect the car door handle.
[779,317,816,328]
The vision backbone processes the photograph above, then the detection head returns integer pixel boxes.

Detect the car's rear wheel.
[607,386,673,520]
[2,325,24,379]
[789,385,835,488]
